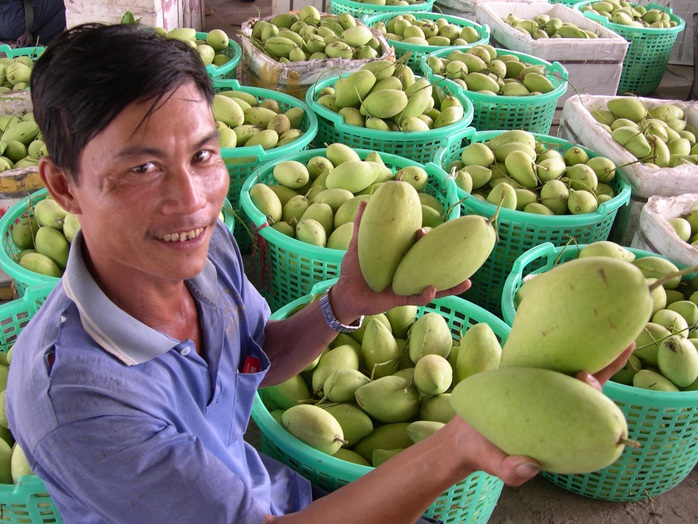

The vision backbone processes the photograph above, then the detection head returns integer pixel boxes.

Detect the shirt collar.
[62,230,219,366]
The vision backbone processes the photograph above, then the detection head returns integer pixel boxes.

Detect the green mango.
[501,257,653,375]
[406,420,445,444]
[357,181,422,292]
[408,312,453,364]
[320,403,374,448]
[33,198,67,230]
[312,344,361,393]
[450,367,628,474]
[455,322,502,383]
[323,369,371,403]
[281,404,346,455]
[361,317,401,379]
[385,305,417,339]
[633,322,671,366]
[413,354,452,396]
[632,369,679,392]
[354,375,420,423]
[10,215,38,250]
[657,335,698,387]
[351,422,412,463]
[34,226,69,269]
[260,374,311,410]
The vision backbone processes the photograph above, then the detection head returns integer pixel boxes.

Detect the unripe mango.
[320,403,374,448]
[352,422,412,462]
[451,367,628,474]
[501,257,654,375]
[391,215,497,296]
[357,181,422,292]
[35,226,69,270]
[408,312,453,364]
[455,323,502,382]
[413,354,452,396]
[281,404,346,455]
[657,335,698,387]
[354,375,420,423]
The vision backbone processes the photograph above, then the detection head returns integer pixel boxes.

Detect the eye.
[130,162,156,174]
[192,150,213,163]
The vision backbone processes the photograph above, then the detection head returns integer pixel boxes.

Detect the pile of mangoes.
[154,26,234,68]
[248,7,384,62]
[669,206,698,247]
[0,112,46,171]
[249,143,450,250]
[8,196,79,279]
[314,60,468,133]
[513,241,698,392]
[0,54,37,93]
[212,89,307,151]
[425,45,557,95]
[590,97,698,167]
[502,12,599,39]
[445,129,620,216]
[579,1,678,29]
[371,13,482,46]
[260,303,505,465]
[350,0,429,6]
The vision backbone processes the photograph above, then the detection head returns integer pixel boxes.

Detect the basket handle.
[508,241,559,278]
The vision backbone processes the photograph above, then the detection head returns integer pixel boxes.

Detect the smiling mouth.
[158,227,205,242]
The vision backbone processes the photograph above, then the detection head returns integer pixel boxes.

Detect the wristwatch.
[319,287,364,333]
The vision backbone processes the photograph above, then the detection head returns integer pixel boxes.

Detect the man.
[0,0,66,46]
[6,23,629,524]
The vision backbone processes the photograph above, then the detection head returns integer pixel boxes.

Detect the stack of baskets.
[436,128,632,319]
[240,149,459,312]
[575,1,686,96]
[419,46,569,134]
[501,242,698,501]
[251,278,509,524]
[363,12,491,70]
[212,79,318,254]
[0,284,62,523]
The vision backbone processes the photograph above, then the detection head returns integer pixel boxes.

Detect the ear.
[38,157,81,214]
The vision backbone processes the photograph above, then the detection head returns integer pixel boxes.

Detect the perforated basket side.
[420,46,569,134]
[307,74,474,165]
[436,128,632,318]
[212,79,319,254]
[364,12,490,71]
[240,148,460,312]
[251,279,508,524]
[575,1,687,95]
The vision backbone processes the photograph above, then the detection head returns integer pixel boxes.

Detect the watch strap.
[319,287,364,333]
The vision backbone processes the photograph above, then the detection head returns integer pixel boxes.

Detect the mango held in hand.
[391,215,497,295]
[357,180,422,292]
[501,257,654,375]
[450,367,629,474]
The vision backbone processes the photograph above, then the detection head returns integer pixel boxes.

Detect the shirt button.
[180,346,191,356]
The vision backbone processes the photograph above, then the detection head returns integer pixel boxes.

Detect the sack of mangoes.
[240,8,394,100]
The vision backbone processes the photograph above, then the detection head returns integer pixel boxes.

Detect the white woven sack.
[631,193,698,267]
[559,94,698,198]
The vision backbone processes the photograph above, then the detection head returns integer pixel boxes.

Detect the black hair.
[30,23,214,182]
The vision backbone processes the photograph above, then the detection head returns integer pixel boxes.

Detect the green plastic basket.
[503,242,698,500]
[364,12,490,71]
[0,45,45,61]
[436,128,632,319]
[240,149,459,312]
[0,189,237,298]
[195,32,242,80]
[419,46,568,134]
[329,0,436,19]
[306,74,473,165]
[0,285,63,523]
[213,79,319,254]
[574,2,686,95]
[251,278,509,524]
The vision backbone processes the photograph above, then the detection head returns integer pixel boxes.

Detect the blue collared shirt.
[6,221,312,523]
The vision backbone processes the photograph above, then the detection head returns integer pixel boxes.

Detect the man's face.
[68,82,229,290]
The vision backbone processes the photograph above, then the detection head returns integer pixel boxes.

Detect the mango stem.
[648,264,698,292]
[618,437,641,449]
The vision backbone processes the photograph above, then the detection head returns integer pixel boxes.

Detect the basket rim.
[437,128,632,223]
[195,31,242,77]
[363,12,491,52]
[306,73,475,140]
[420,46,569,104]
[574,1,687,33]
[212,79,319,161]
[239,147,460,257]
[0,44,45,59]
[501,242,698,406]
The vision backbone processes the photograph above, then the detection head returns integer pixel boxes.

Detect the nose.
[162,164,206,213]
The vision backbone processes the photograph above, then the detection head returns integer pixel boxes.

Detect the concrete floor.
[203,0,697,522]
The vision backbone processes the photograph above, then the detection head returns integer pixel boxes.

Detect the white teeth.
[160,228,204,242]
